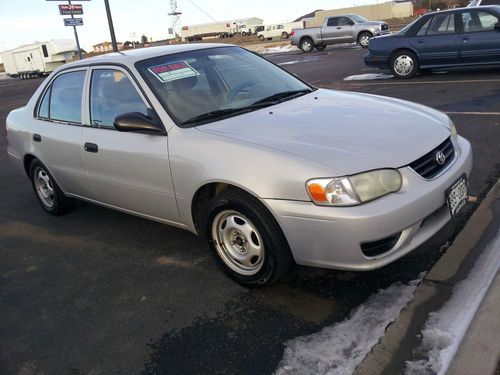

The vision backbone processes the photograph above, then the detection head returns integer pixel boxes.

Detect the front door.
[81,67,179,223]
[410,12,461,66]
[458,9,500,64]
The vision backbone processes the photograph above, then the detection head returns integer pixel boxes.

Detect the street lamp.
[104,0,118,52]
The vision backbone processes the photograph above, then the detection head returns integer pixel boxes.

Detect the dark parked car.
[364,6,500,78]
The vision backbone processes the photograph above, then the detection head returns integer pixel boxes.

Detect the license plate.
[446,174,468,217]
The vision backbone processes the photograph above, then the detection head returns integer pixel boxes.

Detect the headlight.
[449,120,458,142]
[306,169,402,206]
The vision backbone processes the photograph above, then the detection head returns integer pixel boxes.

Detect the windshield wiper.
[181,89,314,126]
[252,89,313,105]
[181,103,275,126]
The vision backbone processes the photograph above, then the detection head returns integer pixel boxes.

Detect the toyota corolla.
[6,44,473,286]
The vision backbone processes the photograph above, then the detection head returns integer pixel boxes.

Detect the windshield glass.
[349,15,368,23]
[396,18,420,35]
[135,46,312,126]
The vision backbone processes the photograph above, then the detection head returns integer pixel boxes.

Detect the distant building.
[92,41,124,53]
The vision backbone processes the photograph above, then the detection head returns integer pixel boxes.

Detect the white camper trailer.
[1,39,77,79]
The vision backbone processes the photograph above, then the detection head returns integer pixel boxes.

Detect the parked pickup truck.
[291,14,390,52]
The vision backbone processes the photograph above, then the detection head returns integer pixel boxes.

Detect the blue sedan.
[364,6,500,78]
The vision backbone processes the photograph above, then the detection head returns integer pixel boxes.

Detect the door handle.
[84,142,98,153]
[463,36,469,42]
[417,39,424,44]
[336,27,342,29]
[33,134,41,142]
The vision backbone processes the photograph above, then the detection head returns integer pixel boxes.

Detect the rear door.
[410,12,461,66]
[458,9,500,64]
[32,68,91,196]
[81,66,179,223]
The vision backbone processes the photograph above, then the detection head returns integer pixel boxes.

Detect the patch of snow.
[405,229,500,375]
[275,273,425,375]
[265,45,299,54]
[343,73,394,81]
[0,73,9,80]
[278,60,301,66]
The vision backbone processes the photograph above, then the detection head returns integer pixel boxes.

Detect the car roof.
[423,4,500,15]
[62,43,236,70]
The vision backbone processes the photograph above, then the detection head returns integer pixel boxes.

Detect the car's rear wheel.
[258,35,264,41]
[30,159,75,215]
[281,31,289,39]
[300,37,314,52]
[391,50,419,79]
[357,31,372,48]
[204,190,293,287]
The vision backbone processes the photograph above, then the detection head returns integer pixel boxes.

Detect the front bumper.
[364,52,390,69]
[264,136,473,271]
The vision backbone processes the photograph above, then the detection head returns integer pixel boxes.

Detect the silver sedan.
[6,44,473,286]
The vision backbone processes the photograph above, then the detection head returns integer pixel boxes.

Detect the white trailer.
[0,39,77,79]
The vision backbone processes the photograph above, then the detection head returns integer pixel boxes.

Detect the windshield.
[135,46,312,126]
[396,18,421,35]
[349,15,368,23]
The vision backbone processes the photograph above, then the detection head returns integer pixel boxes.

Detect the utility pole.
[68,0,83,59]
[104,0,118,52]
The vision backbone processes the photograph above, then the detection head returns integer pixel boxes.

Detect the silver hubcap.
[302,40,312,51]
[211,210,265,275]
[360,35,370,46]
[394,55,414,76]
[34,167,55,207]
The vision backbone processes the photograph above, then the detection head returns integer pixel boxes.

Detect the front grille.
[381,24,388,31]
[361,232,401,258]
[409,138,455,179]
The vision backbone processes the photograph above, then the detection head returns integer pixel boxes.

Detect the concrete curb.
[354,179,500,375]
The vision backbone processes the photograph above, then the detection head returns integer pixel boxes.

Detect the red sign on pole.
[59,4,84,15]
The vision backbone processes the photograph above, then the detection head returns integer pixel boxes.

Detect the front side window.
[38,70,86,123]
[90,69,148,128]
[339,17,354,26]
[426,13,456,35]
[136,46,312,126]
[461,11,499,32]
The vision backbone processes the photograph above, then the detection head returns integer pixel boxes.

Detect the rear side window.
[461,11,499,32]
[38,70,86,123]
[416,17,432,36]
[327,18,339,27]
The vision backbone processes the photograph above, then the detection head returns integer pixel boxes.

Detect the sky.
[0,0,383,52]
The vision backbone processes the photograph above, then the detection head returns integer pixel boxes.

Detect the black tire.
[258,35,264,41]
[357,31,372,48]
[300,37,314,53]
[316,45,326,51]
[30,159,75,215]
[390,50,419,79]
[203,189,293,287]
[281,31,289,39]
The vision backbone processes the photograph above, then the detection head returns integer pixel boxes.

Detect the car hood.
[362,21,387,27]
[198,89,451,175]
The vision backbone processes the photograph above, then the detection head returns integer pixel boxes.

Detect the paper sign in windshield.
[148,62,200,83]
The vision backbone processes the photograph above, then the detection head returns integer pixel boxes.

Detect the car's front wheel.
[357,31,372,48]
[391,50,419,79]
[204,190,293,287]
[30,159,75,215]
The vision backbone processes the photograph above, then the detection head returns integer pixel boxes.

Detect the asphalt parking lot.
[1,46,499,374]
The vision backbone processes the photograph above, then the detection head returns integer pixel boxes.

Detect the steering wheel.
[228,81,255,102]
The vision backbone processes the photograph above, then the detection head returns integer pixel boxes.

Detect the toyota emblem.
[435,151,446,165]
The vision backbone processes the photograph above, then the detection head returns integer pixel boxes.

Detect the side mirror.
[495,22,500,32]
[114,112,165,135]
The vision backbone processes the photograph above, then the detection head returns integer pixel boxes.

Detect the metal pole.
[104,0,118,52]
[68,0,82,60]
